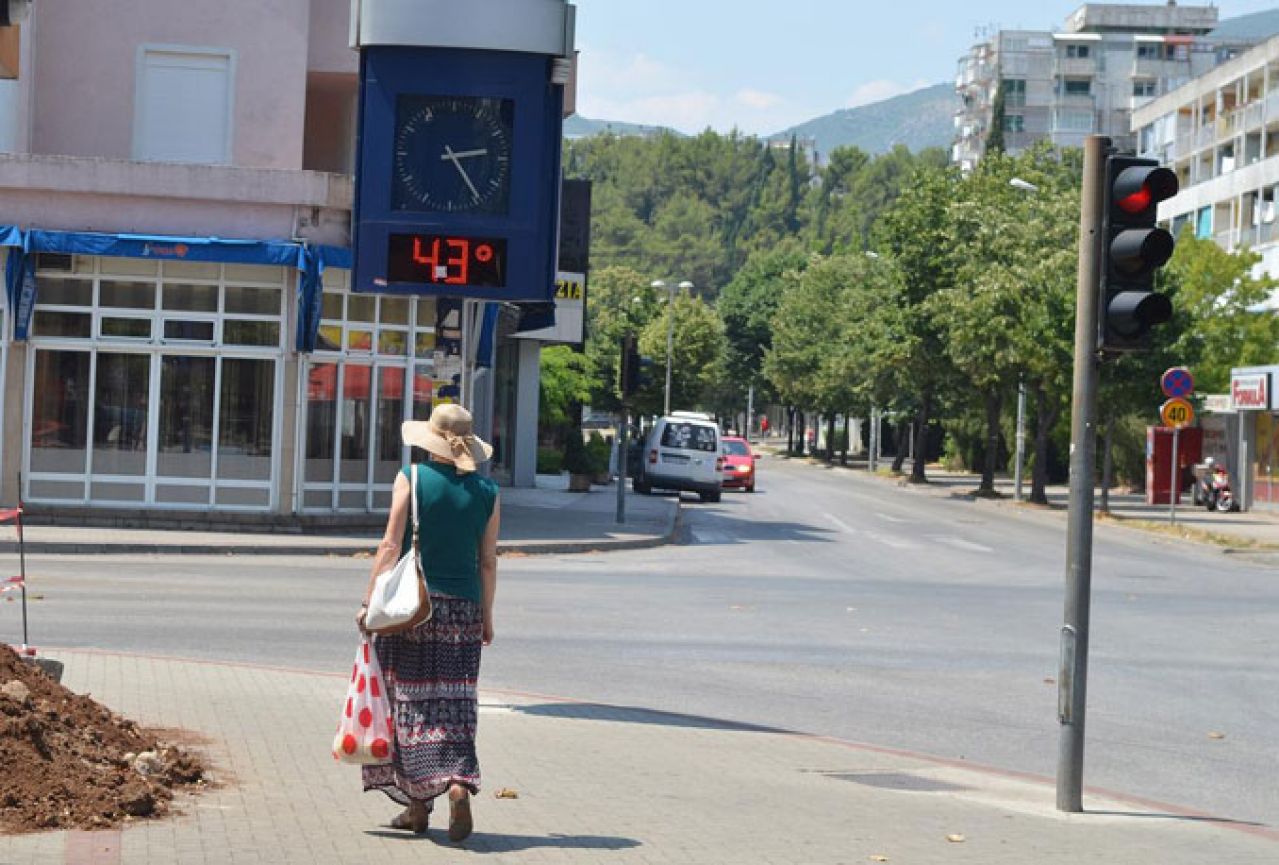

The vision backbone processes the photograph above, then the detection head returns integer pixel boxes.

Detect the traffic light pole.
[1059,134,1108,813]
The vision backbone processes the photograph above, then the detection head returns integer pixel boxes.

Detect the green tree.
[583,266,660,412]
[873,162,965,482]
[1163,235,1279,392]
[636,293,727,417]
[539,346,595,444]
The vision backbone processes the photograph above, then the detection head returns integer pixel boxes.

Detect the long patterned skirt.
[362,594,483,807]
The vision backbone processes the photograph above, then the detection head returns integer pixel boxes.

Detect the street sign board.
[1160,397,1194,429]
[1160,366,1194,398]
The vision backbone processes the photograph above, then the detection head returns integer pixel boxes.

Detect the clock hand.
[440,148,489,160]
[443,145,481,201]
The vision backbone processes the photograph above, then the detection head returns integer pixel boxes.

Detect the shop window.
[224,320,280,347]
[157,356,215,478]
[305,362,338,483]
[36,277,92,306]
[163,284,219,312]
[101,317,153,339]
[225,286,281,315]
[379,297,410,325]
[163,320,216,342]
[100,281,156,310]
[218,358,274,481]
[378,331,408,356]
[91,353,150,476]
[33,311,91,338]
[163,261,221,280]
[347,295,376,323]
[30,349,91,473]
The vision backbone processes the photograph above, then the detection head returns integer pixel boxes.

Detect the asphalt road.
[12,456,1278,826]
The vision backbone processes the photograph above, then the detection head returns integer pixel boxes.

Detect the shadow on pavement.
[365,829,642,851]
[679,513,836,545]
[1085,810,1270,829]
[512,701,791,734]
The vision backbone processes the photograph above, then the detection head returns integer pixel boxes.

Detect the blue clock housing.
[353,47,564,301]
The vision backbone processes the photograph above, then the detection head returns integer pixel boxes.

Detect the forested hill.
[771,83,956,156]
[562,132,947,297]
[564,114,679,139]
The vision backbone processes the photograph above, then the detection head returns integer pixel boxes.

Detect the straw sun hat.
[401,404,493,474]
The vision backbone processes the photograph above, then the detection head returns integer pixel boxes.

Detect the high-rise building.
[952,3,1260,171]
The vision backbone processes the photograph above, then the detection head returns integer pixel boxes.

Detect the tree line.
[541,130,1276,497]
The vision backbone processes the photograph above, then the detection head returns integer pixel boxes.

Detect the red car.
[720,436,757,492]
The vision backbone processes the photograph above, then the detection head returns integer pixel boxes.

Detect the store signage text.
[1230,374,1270,410]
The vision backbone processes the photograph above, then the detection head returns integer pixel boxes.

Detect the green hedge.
[537,447,564,475]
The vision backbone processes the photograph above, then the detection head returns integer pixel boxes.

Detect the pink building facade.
[0,0,545,521]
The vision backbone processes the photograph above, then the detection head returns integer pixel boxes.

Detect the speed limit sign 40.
[1161,397,1194,429]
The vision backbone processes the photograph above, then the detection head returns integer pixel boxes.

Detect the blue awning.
[26,229,306,267]
[296,244,353,353]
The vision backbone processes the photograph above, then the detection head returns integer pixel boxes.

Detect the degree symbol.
[475,244,494,263]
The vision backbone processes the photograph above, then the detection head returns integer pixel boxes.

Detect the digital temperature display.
[386,233,507,288]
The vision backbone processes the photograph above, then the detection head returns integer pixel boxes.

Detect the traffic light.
[620,334,653,399]
[1099,155,1178,352]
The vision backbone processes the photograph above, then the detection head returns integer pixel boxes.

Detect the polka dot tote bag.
[333,637,393,765]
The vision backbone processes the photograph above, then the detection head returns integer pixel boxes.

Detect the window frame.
[132,43,237,165]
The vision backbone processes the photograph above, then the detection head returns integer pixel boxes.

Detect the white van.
[634,412,723,502]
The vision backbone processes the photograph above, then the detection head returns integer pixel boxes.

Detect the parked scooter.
[1192,459,1239,513]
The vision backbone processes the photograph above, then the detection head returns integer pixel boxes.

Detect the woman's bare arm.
[479,497,500,645]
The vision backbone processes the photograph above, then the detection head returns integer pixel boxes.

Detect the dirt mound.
[0,645,207,833]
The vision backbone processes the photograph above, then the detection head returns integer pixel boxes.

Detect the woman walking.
[357,404,500,841]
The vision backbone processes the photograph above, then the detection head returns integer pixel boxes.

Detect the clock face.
[391,95,514,214]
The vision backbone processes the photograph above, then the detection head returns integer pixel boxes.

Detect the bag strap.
[410,463,420,554]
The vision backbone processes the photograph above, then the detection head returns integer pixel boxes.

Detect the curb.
[0,500,682,558]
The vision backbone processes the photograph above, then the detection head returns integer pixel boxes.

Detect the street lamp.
[1009,177,1038,502]
[651,279,694,416]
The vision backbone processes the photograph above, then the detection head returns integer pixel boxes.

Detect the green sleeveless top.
[400,462,499,603]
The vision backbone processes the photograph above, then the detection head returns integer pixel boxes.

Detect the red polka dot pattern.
[334,638,394,766]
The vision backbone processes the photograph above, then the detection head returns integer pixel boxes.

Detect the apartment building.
[1133,33,1279,509]
[953,3,1252,171]
[0,1,558,522]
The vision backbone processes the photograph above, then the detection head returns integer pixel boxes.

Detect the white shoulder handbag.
[364,464,433,634]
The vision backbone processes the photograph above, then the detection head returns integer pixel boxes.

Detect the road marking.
[931,536,994,553]
[864,531,917,550]
[823,513,859,534]
[876,513,907,523]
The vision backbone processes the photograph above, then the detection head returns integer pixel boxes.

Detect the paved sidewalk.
[1,650,1275,864]
[764,444,1279,552]
[0,475,677,557]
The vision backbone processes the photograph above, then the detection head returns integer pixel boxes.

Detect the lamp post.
[652,279,693,416]
[1009,177,1038,501]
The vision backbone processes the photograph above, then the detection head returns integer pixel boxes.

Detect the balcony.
[1196,124,1218,149]
[1056,93,1096,110]
[1055,58,1096,77]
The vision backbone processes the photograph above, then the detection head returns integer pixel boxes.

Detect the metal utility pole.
[746,383,755,438]
[615,405,628,524]
[1014,378,1027,501]
[1058,134,1108,813]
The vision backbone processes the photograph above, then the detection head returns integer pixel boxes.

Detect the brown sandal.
[448,786,473,842]
[390,805,430,834]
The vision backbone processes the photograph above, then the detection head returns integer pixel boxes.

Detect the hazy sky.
[573,1,1279,135]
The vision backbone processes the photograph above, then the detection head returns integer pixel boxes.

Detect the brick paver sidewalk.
[2,650,1275,864]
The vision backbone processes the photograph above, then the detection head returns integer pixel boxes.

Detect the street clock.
[351,1,575,302]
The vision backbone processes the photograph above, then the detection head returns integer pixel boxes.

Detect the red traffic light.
[1111,166,1178,219]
